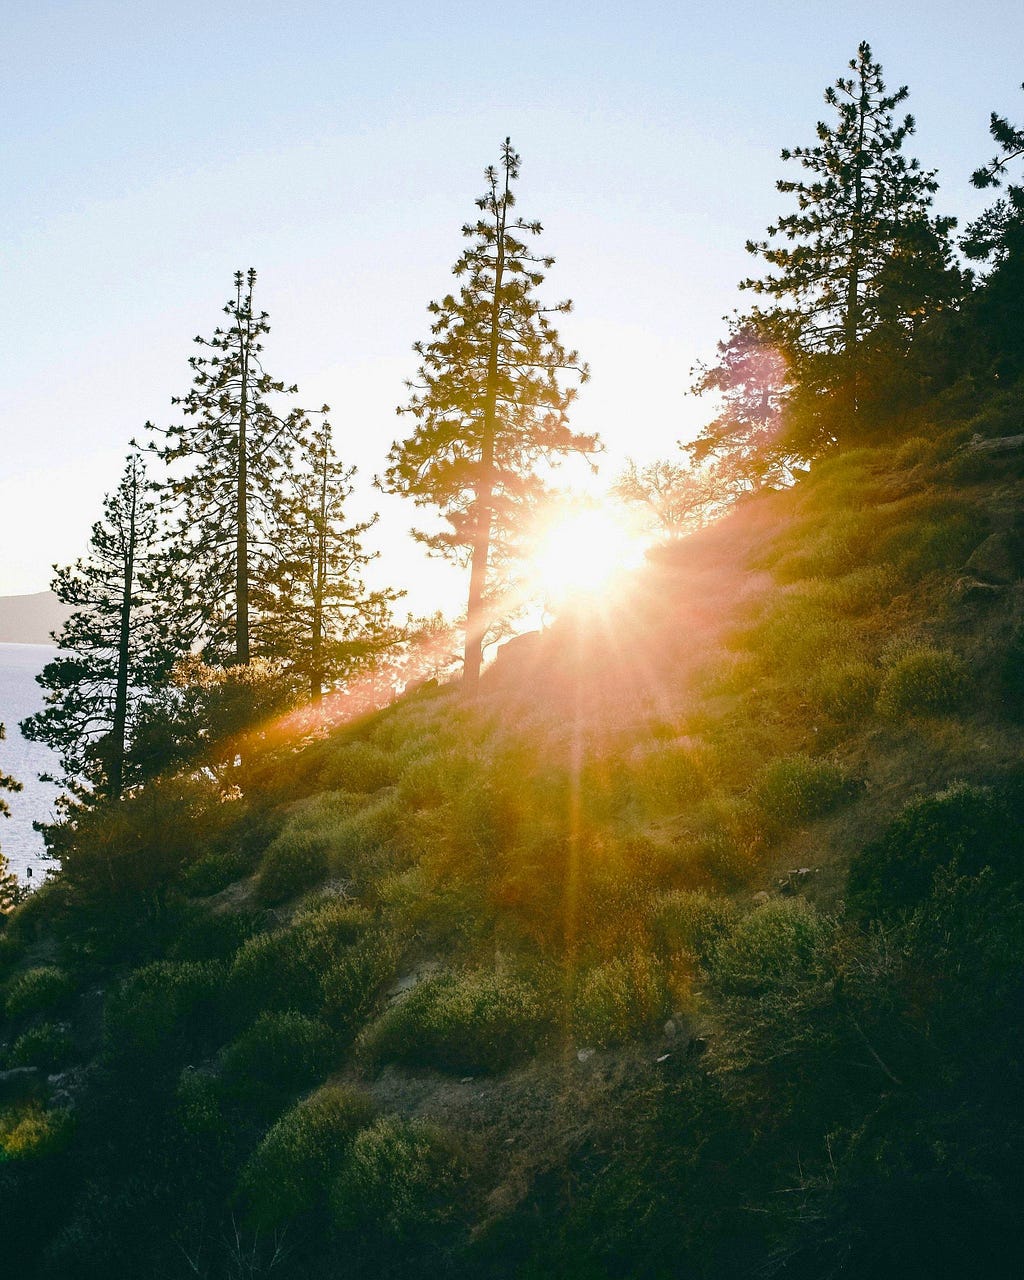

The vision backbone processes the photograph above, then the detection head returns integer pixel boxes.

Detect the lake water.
[0,643,61,885]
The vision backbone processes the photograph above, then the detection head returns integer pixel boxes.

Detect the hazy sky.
[2,0,1021,614]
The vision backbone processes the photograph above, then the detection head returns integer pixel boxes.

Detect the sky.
[2,0,1022,616]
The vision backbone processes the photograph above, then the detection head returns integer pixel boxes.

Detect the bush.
[0,1103,73,1159]
[5,1022,75,1072]
[220,1011,334,1115]
[330,1116,462,1240]
[629,742,711,813]
[752,755,849,830]
[810,661,880,724]
[104,960,225,1060]
[230,927,323,1017]
[320,931,401,1032]
[170,908,268,962]
[3,966,74,1020]
[847,782,1023,919]
[572,951,669,1048]
[360,969,550,1074]
[651,890,738,963]
[876,647,970,717]
[181,846,253,897]
[230,900,370,1017]
[239,1084,376,1227]
[255,830,330,906]
[711,898,828,996]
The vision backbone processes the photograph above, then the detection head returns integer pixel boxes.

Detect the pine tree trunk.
[236,278,251,666]
[110,466,137,799]
[845,78,868,432]
[310,451,328,702]
[463,163,509,696]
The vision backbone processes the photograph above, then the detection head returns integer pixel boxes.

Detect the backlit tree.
[22,454,176,800]
[380,140,595,693]
[743,42,958,444]
[150,269,322,666]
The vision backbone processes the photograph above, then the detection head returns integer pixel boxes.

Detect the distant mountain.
[0,592,69,645]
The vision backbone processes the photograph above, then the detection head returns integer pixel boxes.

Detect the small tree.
[150,269,322,666]
[263,420,401,701]
[743,42,958,444]
[687,314,801,489]
[1,724,24,910]
[380,140,595,693]
[22,454,176,801]
[611,459,725,540]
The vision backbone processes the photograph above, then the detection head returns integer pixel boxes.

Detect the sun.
[529,503,648,609]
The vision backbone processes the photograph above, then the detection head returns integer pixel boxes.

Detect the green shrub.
[572,951,669,1048]
[175,1066,224,1136]
[3,966,74,1020]
[229,900,370,1017]
[876,647,970,717]
[330,1116,462,1240]
[0,1103,73,1159]
[651,890,738,963]
[255,830,330,906]
[629,742,711,812]
[320,931,401,1032]
[239,1084,376,1227]
[171,908,268,962]
[810,660,880,723]
[847,782,1022,919]
[6,1022,75,1072]
[752,754,849,829]
[181,846,253,897]
[230,927,322,1016]
[104,960,225,1059]
[220,1012,334,1115]
[360,969,550,1074]
[712,898,828,996]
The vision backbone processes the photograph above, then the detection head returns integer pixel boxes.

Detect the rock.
[752,891,771,906]
[951,575,1004,605]
[967,432,1024,454]
[663,1019,677,1040]
[576,1047,595,1063]
[964,531,1023,584]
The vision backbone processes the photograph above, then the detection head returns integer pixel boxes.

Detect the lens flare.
[530,505,648,608]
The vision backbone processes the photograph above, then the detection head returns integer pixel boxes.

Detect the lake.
[0,643,61,885]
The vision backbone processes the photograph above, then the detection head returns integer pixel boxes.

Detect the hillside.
[2,396,1024,1279]
[0,593,68,646]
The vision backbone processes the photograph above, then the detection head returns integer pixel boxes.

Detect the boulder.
[964,531,1023,584]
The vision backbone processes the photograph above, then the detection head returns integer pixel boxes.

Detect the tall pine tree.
[263,420,401,701]
[381,139,594,693]
[151,269,322,666]
[22,454,176,801]
[742,42,958,445]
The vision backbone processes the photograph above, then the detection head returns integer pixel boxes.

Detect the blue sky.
[2,0,1021,610]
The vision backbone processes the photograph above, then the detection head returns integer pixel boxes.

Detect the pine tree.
[743,42,958,443]
[21,454,175,800]
[263,421,401,701]
[961,85,1024,381]
[150,269,322,666]
[1,724,24,910]
[380,139,595,693]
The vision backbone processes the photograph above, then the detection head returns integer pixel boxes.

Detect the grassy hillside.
[2,394,1024,1278]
